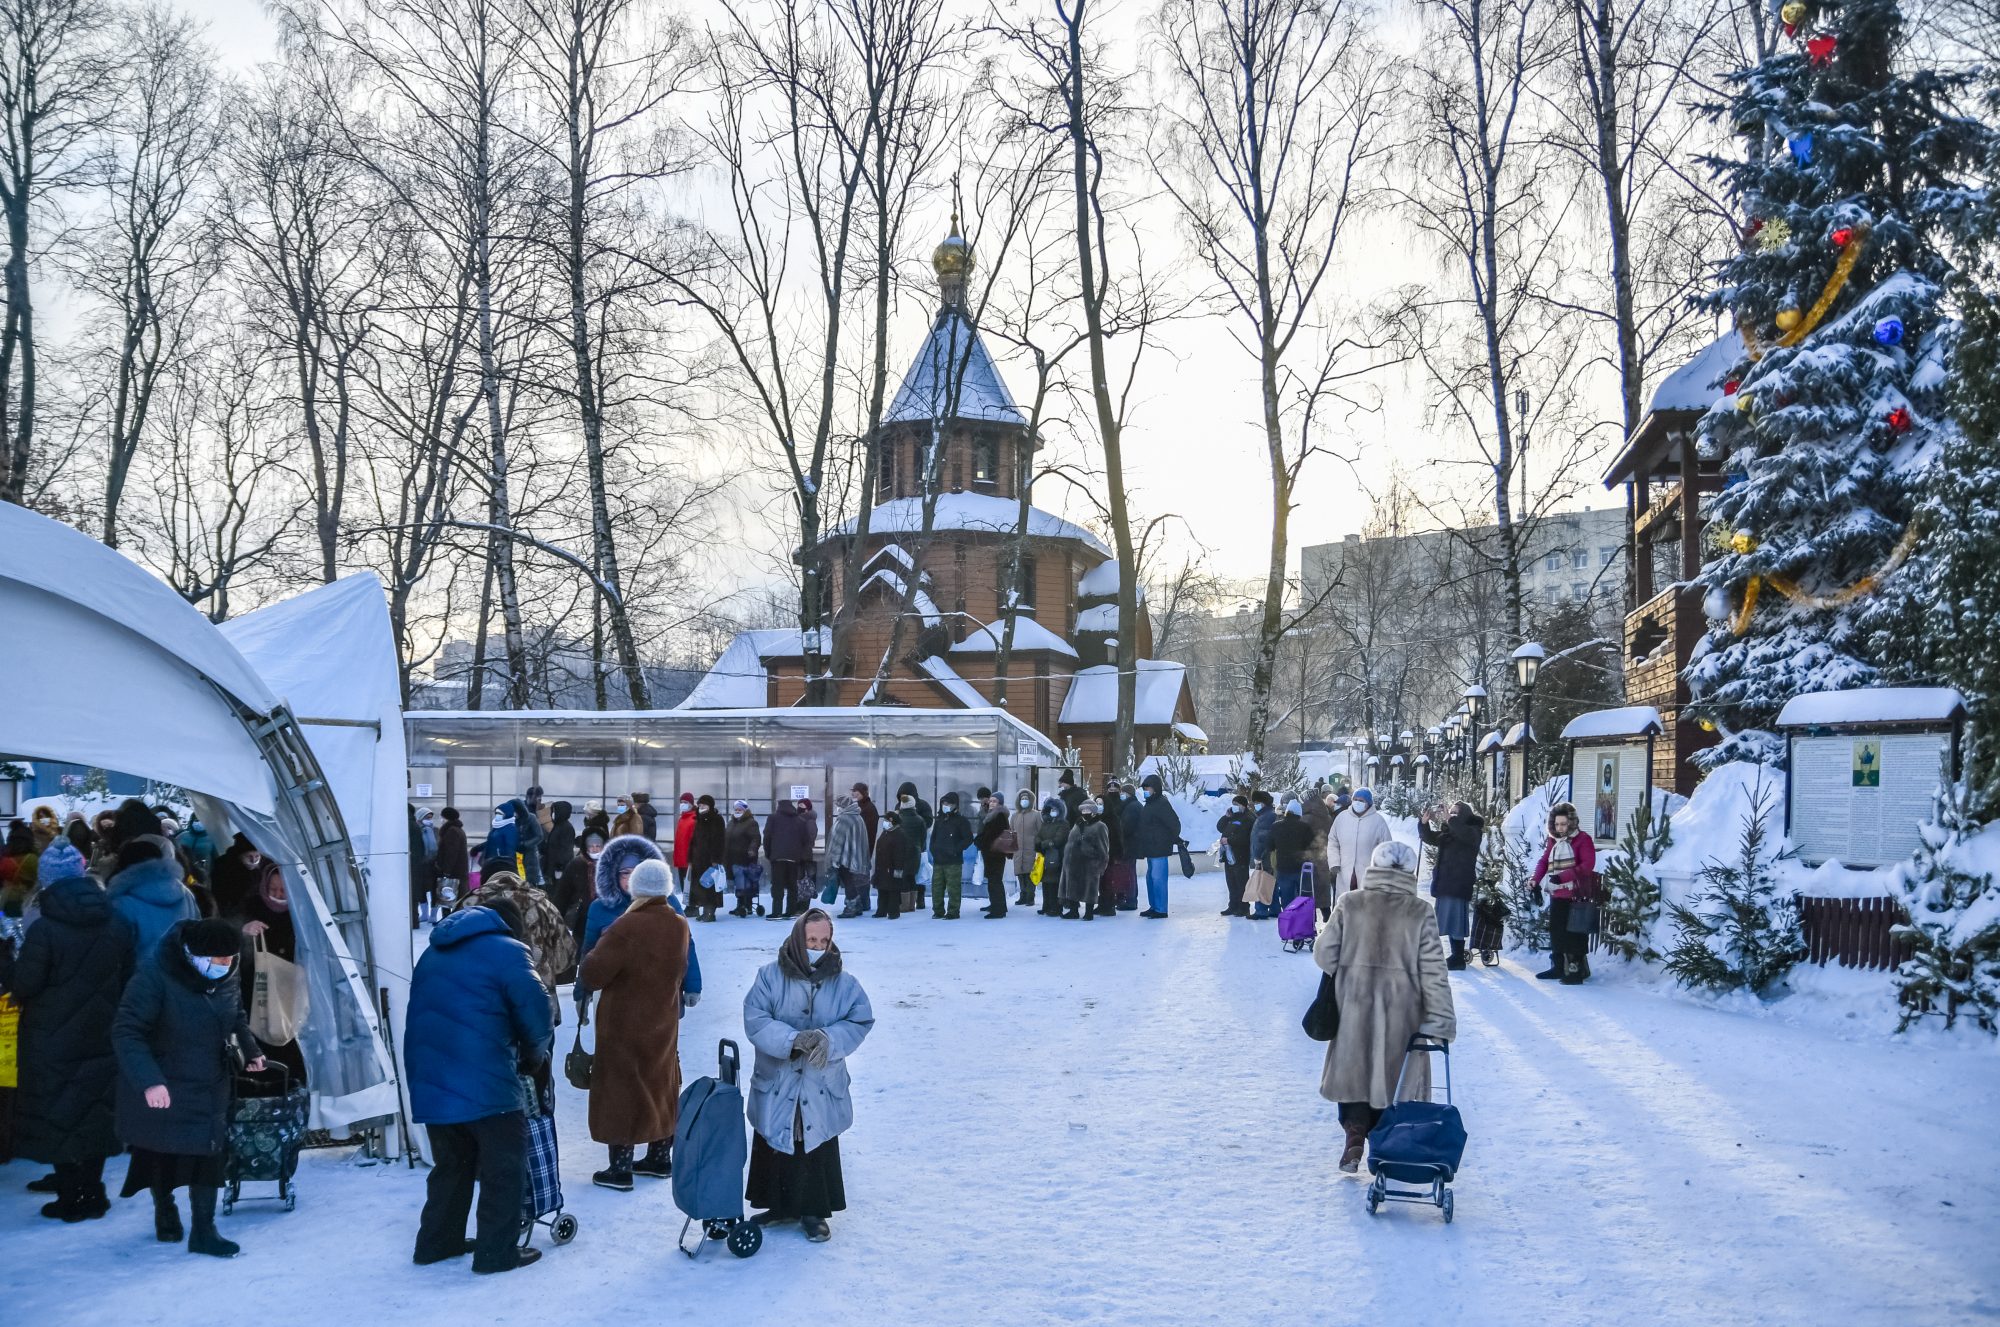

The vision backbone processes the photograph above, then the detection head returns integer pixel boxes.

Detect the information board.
[789,784,812,802]
[1789,731,1949,867]
[1570,741,1651,846]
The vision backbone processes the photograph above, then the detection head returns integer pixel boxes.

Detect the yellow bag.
[1030,853,1045,886]
[0,994,18,1089]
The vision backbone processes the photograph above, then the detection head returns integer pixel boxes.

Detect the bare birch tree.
[1153,0,1395,763]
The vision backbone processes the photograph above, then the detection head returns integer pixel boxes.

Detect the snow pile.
[1651,764,1788,903]
[1559,705,1664,740]
[1502,776,1571,859]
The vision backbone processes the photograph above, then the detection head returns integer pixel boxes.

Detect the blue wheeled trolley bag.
[1364,1036,1467,1223]
[674,1039,761,1259]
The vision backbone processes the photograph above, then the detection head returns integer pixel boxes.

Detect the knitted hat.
[629,859,672,899]
[184,918,241,957]
[1352,788,1374,806]
[37,839,86,883]
[679,792,695,807]
[1058,770,1076,787]
[731,800,750,812]
[1286,799,1304,815]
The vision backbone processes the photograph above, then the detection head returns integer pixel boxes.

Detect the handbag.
[248,933,311,1045]
[564,1023,593,1091]
[1301,971,1340,1042]
[1245,866,1277,906]
[1567,900,1600,934]
[996,828,1019,856]
[819,868,841,905]
[1177,839,1196,878]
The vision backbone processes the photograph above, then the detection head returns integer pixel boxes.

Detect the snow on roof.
[1057,660,1187,728]
[1775,687,1966,729]
[885,309,1027,426]
[1173,721,1208,744]
[1076,603,1117,632]
[866,543,916,574]
[1501,722,1535,748]
[1648,330,1744,415]
[1476,730,1504,754]
[857,568,942,627]
[828,493,1109,556]
[917,654,990,708]
[950,616,1079,658]
[1561,705,1665,741]
[678,628,829,710]
[1077,559,1121,597]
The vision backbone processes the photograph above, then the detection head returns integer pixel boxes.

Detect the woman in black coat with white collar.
[112,917,264,1258]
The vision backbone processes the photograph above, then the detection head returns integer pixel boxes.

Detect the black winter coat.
[1269,814,1315,874]
[112,921,260,1156]
[1216,807,1254,857]
[542,805,578,880]
[434,822,470,884]
[1129,796,1182,859]
[724,812,763,867]
[975,808,1009,853]
[685,806,727,880]
[872,816,918,891]
[1419,808,1485,900]
[2,877,134,1163]
[1058,784,1087,823]
[929,808,975,860]
[855,794,880,850]
[764,805,817,863]
[1113,797,1140,859]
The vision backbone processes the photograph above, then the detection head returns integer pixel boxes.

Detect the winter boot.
[153,1187,184,1243]
[1339,1121,1369,1173]
[38,1179,84,1223]
[802,1215,831,1243]
[1561,954,1588,985]
[631,1141,672,1179]
[1250,904,1271,920]
[1447,938,1468,971]
[1535,956,1564,979]
[26,1173,58,1194]
[187,1187,239,1258]
[839,900,864,919]
[78,1181,110,1220]
[1063,903,1081,919]
[594,1145,635,1190]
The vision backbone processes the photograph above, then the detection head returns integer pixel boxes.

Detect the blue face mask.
[187,951,233,981]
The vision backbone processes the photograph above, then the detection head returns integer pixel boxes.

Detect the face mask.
[188,952,233,981]
[492,813,510,828]
[806,946,828,965]
[616,805,629,814]
[1139,789,1151,802]
[1234,804,1248,814]
[899,798,914,809]
[1019,798,1031,809]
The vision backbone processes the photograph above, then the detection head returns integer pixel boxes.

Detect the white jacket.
[1326,806,1393,895]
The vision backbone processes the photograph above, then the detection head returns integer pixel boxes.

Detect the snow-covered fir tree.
[1665,786,1804,994]
[1685,0,1996,762]
[1599,798,1672,963]
[1893,787,2000,1031]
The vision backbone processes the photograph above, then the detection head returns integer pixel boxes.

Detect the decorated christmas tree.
[1685,0,1996,761]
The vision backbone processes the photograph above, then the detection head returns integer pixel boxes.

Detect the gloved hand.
[575,991,592,1027]
[682,989,701,1010]
[791,1028,829,1068]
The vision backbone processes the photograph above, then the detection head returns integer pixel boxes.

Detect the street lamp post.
[1510,641,1545,800]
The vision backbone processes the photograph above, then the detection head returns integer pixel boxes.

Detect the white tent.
[0,504,402,1139]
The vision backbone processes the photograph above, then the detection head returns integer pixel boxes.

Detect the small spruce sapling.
[1664,784,1804,993]
[1893,786,2000,1032]
[1600,798,1672,962]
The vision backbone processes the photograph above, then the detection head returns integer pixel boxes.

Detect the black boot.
[594,1145,635,1190]
[1062,903,1081,919]
[632,1141,672,1179]
[187,1186,239,1258]
[1560,953,1588,985]
[39,1175,84,1223]
[1535,955,1563,980]
[1447,938,1467,971]
[154,1187,184,1243]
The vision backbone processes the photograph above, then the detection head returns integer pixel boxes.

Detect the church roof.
[827,493,1110,556]
[885,309,1027,427]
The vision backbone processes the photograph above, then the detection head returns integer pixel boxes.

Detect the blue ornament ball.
[1787,131,1813,166]
[1873,316,1905,346]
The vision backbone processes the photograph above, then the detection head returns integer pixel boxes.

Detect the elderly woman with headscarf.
[577,859,690,1191]
[1312,839,1456,1173]
[1058,800,1112,920]
[742,908,874,1243]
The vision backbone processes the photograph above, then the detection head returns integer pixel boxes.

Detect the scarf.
[1548,833,1576,876]
[258,867,290,915]
[777,908,843,982]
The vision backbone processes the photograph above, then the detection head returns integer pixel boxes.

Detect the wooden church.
[682,222,1202,778]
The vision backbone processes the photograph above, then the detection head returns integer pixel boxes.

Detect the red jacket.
[1532,832,1597,900]
[673,808,697,869]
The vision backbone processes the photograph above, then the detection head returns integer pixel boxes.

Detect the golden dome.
[933,214,973,282]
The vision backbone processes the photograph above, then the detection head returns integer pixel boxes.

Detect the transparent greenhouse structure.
[404,707,1067,843]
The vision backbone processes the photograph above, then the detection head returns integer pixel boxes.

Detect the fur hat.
[112,798,162,847]
[184,918,241,957]
[1371,839,1418,875]
[629,859,672,899]
[595,833,664,905]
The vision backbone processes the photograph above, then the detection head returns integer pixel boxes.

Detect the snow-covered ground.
[6,870,1998,1327]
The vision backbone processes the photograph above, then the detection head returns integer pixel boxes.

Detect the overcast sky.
[182,0,1632,602]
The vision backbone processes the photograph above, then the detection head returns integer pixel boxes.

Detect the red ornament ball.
[1830,227,1854,247]
[1723,379,1741,395]
[1886,406,1914,434]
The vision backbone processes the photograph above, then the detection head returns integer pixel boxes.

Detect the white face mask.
[806,946,829,965]
[1019,798,1031,809]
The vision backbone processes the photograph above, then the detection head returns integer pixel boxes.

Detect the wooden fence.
[1797,896,1912,972]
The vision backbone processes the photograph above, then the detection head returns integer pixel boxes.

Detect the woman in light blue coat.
[742,907,873,1243]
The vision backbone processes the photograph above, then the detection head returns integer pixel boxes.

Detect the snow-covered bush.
[1374,781,1429,820]
[1892,789,2000,1032]
[1154,747,1199,797]
[1600,798,1672,963]
[1664,780,1803,994]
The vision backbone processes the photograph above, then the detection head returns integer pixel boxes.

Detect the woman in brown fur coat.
[576,857,688,1191]
[1312,837,1456,1173]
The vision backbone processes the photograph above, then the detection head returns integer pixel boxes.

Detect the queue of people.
[1,798,287,1257]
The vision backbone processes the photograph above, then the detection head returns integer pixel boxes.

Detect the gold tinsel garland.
[1738,225,1870,362]
[1729,525,1923,635]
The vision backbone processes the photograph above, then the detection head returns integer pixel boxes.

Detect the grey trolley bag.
[673,1038,762,1259]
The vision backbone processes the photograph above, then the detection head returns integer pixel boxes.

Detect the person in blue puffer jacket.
[106,835,201,963]
[578,835,701,1014]
[405,897,551,1275]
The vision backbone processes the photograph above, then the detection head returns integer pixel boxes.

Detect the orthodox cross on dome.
[933,213,972,311]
